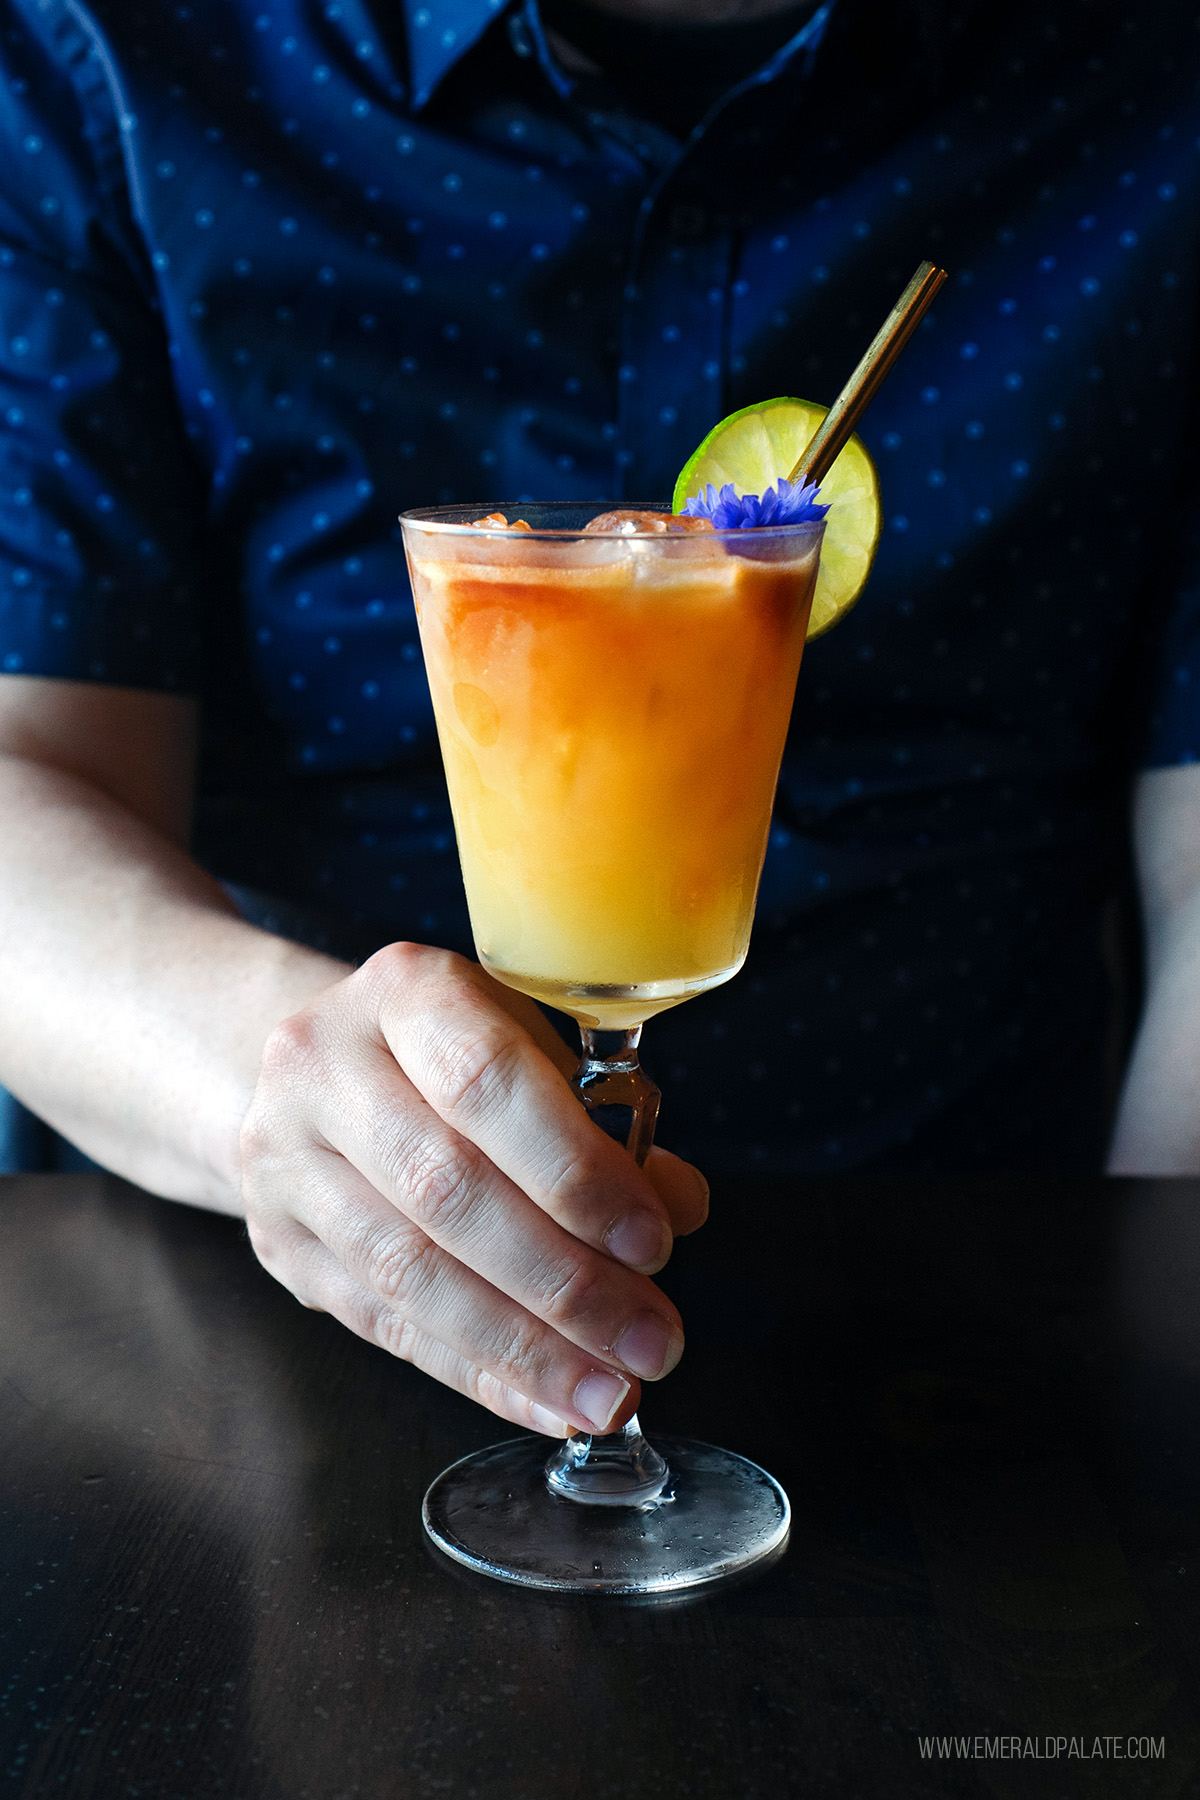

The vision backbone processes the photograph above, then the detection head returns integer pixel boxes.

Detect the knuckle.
[258,1009,324,1085]
[375,1311,422,1364]
[359,938,425,992]
[478,1316,548,1387]
[245,1212,306,1281]
[543,1144,610,1213]
[360,1224,440,1308]
[474,1371,537,1429]
[466,1364,500,1411]
[241,1010,336,1178]
[398,1139,480,1236]
[427,1024,521,1123]
[468,1365,524,1421]
[340,1282,389,1347]
[537,1255,607,1333]
[358,939,470,1006]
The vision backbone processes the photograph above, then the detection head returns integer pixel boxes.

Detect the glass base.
[422,1435,790,1595]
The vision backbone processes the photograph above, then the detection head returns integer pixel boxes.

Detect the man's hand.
[0,676,707,1430]
[240,943,708,1436]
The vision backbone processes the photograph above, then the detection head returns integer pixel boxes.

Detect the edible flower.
[681,477,830,530]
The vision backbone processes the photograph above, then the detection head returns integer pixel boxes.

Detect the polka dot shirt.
[0,0,1197,1172]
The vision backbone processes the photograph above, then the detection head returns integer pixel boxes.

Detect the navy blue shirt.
[0,0,1198,1172]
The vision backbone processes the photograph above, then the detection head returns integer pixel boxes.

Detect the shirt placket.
[609,52,827,498]
[616,161,734,501]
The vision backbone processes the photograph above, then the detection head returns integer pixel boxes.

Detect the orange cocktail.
[403,505,822,1029]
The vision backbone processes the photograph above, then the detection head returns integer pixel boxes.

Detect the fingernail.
[693,1168,710,1210]
[604,1209,669,1270]
[613,1311,682,1381]
[573,1369,631,1431]
[529,1403,571,1437]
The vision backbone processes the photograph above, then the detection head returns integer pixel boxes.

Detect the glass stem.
[544,1026,669,1506]
[569,1025,661,1167]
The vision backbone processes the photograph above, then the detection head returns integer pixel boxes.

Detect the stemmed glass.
[400,500,824,1594]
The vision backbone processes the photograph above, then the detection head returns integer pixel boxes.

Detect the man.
[0,0,1195,1436]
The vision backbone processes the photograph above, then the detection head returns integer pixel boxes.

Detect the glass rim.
[397,500,827,543]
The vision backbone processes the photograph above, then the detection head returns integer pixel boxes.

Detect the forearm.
[0,754,348,1210]
[1108,904,1200,1173]
[1108,766,1200,1175]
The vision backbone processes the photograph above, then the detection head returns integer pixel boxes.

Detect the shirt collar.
[403,0,509,110]
[402,0,837,111]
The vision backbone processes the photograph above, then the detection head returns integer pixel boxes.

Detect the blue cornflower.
[681,476,830,529]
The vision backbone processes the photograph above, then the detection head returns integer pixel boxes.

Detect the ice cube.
[584,510,668,535]
[583,510,714,536]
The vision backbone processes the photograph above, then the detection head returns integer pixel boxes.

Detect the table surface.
[3,1171,1200,1799]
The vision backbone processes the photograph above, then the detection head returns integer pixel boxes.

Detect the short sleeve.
[0,3,205,692]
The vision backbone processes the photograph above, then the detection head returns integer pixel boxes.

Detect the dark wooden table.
[3,1171,1200,1799]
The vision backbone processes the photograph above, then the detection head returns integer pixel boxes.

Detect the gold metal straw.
[787,260,948,490]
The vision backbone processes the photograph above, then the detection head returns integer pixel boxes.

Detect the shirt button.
[667,201,707,238]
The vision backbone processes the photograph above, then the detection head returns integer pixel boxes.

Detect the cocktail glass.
[400,500,823,1594]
